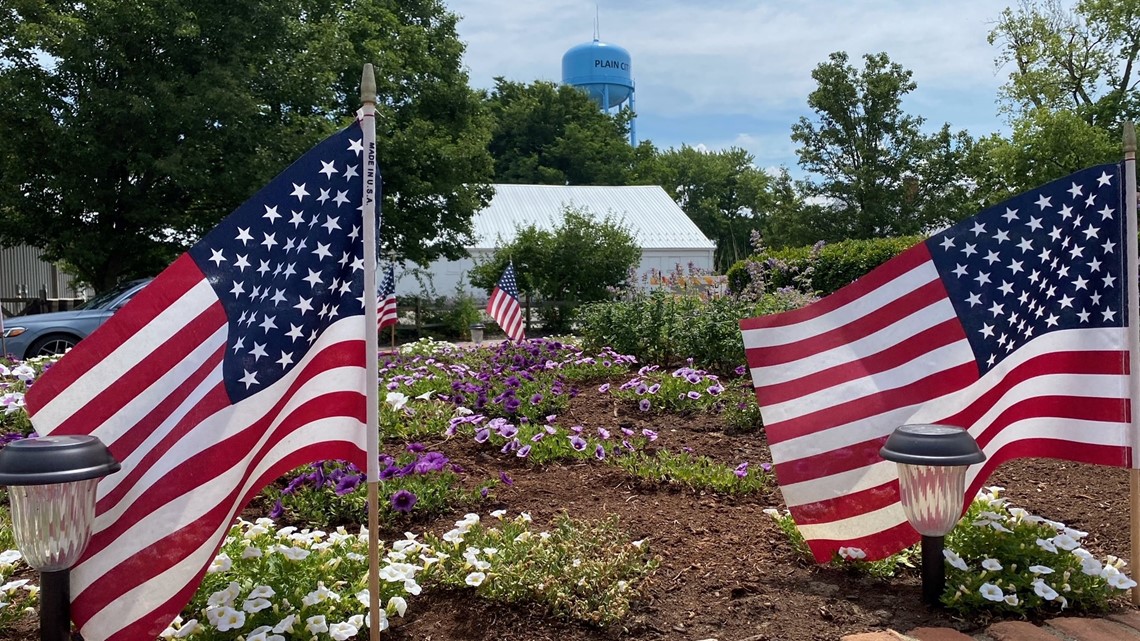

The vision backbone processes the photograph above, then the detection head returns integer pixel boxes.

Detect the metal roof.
[472,184,715,250]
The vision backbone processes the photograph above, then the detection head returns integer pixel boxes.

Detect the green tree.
[484,79,635,185]
[989,0,1140,129]
[633,144,772,272]
[468,206,640,332]
[0,0,493,291]
[790,51,974,242]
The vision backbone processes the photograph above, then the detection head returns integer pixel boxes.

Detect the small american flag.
[740,164,1130,562]
[378,262,397,330]
[487,262,524,341]
[26,120,372,640]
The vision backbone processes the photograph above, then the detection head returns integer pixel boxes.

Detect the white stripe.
[77,419,364,641]
[759,338,972,426]
[793,417,1129,543]
[741,260,939,350]
[748,298,959,387]
[72,316,368,595]
[33,280,218,431]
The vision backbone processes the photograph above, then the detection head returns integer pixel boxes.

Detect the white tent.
[397,184,715,298]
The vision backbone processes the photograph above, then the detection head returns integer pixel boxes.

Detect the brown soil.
[3,374,1136,641]
[378,381,1139,641]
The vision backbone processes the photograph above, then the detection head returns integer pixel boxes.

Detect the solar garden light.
[0,435,120,641]
[469,323,485,345]
[879,424,985,606]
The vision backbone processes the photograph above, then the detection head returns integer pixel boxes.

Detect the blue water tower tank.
[561,38,634,110]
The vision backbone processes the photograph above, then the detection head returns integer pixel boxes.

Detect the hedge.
[726,235,925,296]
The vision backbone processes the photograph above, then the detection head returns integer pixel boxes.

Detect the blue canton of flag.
[928,164,1126,374]
[187,123,367,400]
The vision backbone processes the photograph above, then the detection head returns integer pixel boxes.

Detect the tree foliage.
[790,52,974,243]
[989,0,1140,128]
[484,79,635,185]
[633,144,771,272]
[0,0,493,291]
[468,206,640,331]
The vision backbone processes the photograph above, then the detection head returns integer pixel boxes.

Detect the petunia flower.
[979,583,1004,602]
[390,490,417,513]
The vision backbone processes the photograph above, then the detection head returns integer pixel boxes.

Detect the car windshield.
[73,280,147,311]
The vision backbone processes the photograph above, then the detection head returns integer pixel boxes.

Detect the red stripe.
[49,305,227,441]
[81,341,367,560]
[745,279,950,367]
[765,361,978,444]
[754,318,965,405]
[25,255,206,410]
[73,439,358,632]
[740,243,931,332]
[806,520,919,564]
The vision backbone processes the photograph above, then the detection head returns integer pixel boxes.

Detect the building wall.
[395,247,715,300]
[0,245,87,299]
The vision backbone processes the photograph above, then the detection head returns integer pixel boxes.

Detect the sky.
[445,0,1018,175]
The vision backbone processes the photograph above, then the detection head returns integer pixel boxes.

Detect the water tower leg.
[629,90,637,147]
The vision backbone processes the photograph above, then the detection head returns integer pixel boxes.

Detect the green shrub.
[727,235,923,296]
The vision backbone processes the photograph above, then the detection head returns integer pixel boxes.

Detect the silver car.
[1,279,152,359]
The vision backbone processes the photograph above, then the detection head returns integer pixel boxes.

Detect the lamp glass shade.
[896,462,970,537]
[8,478,100,571]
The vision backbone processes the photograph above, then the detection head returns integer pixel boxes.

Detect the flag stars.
[257,260,271,276]
[1027,216,1043,231]
[322,216,341,234]
[983,250,1000,265]
[285,324,304,341]
[1017,237,1033,253]
[348,138,363,154]
[1008,258,1024,274]
[993,229,1010,244]
[317,189,331,205]
[1047,227,1062,242]
[313,242,333,260]
[998,281,1014,296]
[974,271,991,286]
[1044,313,1060,328]
[1058,204,1073,220]
[1090,291,1102,306]
[1067,182,1083,199]
[249,343,268,361]
[1102,308,1118,322]
[1077,309,1091,322]
[962,243,977,257]
[236,228,254,244]
[1035,194,1052,209]
[333,190,350,207]
[1002,207,1018,222]
[344,164,359,180]
[970,221,986,236]
[1103,239,1116,254]
[1099,205,1114,220]
[230,281,245,298]
[261,233,278,250]
[289,210,305,227]
[1088,257,1102,272]
[239,370,259,389]
[966,292,982,307]
[1082,225,1100,240]
[940,236,955,251]
[952,263,968,277]
[263,205,281,223]
[980,323,994,338]
[988,301,1004,317]
[276,351,294,368]
[1097,171,1113,186]
[1085,193,1096,208]
[1103,273,1117,288]
[259,315,277,332]
[209,249,226,266]
[290,183,309,201]
[319,160,338,179]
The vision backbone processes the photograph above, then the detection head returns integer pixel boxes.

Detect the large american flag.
[26,120,372,640]
[378,262,397,330]
[487,262,525,341]
[741,164,1131,562]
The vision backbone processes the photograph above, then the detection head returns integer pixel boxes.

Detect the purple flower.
[544,425,557,435]
[269,499,285,519]
[647,383,660,394]
[734,462,749,478]
[379,465,401,481]
[504,397,521,413]
[707,385,724,396]
[569,435,587,451]
[500,471,514,486]
[598,383,610,393]
[390,490,417,513]
[335,474,362,495]
[498,424,519,439]
[621,428,635,436]
[597,427,611,440]
[686,391,701,400]
[545,414,558,423]
[642,429,658,441]
[406,442,425,452]
[516,445,532,458]
[760,462,773,472]
[638,399,651,412]
[570,425,583,434]
[414,452,449,474]
[531,432,545,442]
[735,365,748,376]
[636,383,649,395]
[622,439,635,451]
[474,428,490,443]
[530,393,543,404]
[594,444,606,460]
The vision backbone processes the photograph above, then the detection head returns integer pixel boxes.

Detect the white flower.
[305,615,329,634]
[490,509,507,519]
[241,545,263,559]
[519,512,532,523]
[1003,594,1019,606]
[838,547,867,561]
[1079,556,1103,576]
[276,545,310,561]
[215,606,246,632]
[386,391,409,410]
[1036,538,1058,553]
[482,547,499,556]
[243,598,272,613]
[0,550,21,566]
[329,621,359,641]
[173,620,202,638]
[988,521,1013,534]
[465,571,486,587]
[415,390,434,401]
[631,539,645,549]
[1052,534,1080,551]
[1032,580,1059,601]
[207,553,233,574]
[246,626,281,641]
[1063,527,1088,539]
[272,614,297,634]
[248,585,275,600]
[404,579,423,595]
[762,508,781,518]
[1101,565,1139,589]
[943,549,968,571]
[981,558,1002,571]
[1007,507,1028,521]
[207,582,241,607]
[1029,565,1054,574]
[979,583,1004,602]
[355,589,370,607]
[388,596,408,617]
[348,614,365,629]
[442,528,466,544]
[0,580,28,593]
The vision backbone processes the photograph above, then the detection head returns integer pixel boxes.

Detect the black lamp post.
[880,424,985,605]
[0,435,120,641]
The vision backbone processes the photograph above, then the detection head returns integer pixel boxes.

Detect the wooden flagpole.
[1124,122,1140,606]
[360,64,383,639]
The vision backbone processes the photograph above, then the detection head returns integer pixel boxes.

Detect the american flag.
[377,262,397,330]
[740,164,1131,563]
[26,120,373,640]
[487,262,525,341]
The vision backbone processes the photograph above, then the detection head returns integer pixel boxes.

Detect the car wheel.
[26,334,80,358]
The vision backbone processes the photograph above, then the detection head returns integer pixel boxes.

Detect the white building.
[397,184,715,298]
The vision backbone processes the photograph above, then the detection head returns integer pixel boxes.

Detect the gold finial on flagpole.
[1125,122,1136,157]
[361,63,377,105]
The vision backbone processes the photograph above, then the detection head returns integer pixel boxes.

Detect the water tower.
[561,31,636,146]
